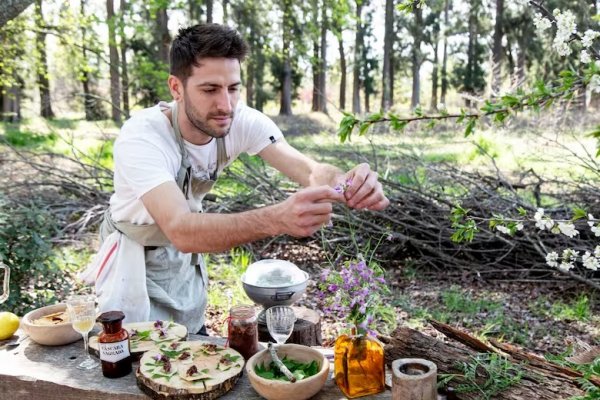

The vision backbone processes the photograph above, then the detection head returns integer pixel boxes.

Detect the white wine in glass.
[67,295,99,370]
[266,306,296,345]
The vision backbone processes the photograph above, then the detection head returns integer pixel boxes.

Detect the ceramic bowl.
[246,344,329,400]
[21,303,81,346]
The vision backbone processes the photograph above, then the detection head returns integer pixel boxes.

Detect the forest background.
[0,0,599,389]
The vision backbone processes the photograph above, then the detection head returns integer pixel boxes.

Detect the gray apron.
[100,102,228,333]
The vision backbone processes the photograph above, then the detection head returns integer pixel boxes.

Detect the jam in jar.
[227,305,259,360]
[97,311,132,378]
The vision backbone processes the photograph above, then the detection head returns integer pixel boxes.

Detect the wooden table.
[0,332,392,400]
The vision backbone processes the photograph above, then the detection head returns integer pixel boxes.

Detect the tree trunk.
[492,0,503,95]
[380,324,590,400]
[35,0,54,119]
[311,18,319,112]
[430,34,439,112]
[410,1,422,109]
[255,50,266,111]
[381,0,393,111]
[119,0,130,119]
[2,78,22,122]
[317,0,327,113]
[156,7,170,65]
[246,58,255,108]
[80,0,105,121]
[0,0,35,27]
[352,0,364,114]
[222,0,228,25]
[206,0,212,23]
[107,0,121,124]
[279,0,293,115]
[440,0,449,106]
[338,35,347,111]
[465,4,477,108]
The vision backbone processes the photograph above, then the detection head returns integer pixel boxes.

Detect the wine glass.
[266,306,296,345]
[66,295,99,370]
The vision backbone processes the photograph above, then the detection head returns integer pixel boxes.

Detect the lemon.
[0,312,20,340]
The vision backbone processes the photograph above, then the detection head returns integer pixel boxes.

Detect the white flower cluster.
[533,13,552,33]
[589,75,600,94]
[534,208,556,231]
[588,214,600,237]
[546,246,600,272]
[552,9,577,56]
[581,29,600,48]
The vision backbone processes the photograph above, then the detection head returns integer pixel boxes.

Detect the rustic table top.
[0,331,392,400]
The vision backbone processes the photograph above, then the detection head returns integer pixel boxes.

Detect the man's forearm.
[169,205,280,253]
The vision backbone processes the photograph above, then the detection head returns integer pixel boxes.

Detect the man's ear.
[168,75,183,101]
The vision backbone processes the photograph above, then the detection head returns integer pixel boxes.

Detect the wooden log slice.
[258,306,322,346]
[136,341,244,400]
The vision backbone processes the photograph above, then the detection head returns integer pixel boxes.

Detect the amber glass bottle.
[334,329,385,398]
[97,311,132,378]
[227,305,259,360]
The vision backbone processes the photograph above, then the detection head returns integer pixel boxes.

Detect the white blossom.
[581,50,592,64]
[589,75,600,94]
[515,223,524,231]
[558,222,579,238]
[582,252,599,271]
[553,9,577,57]
[595,246,600,258]
[592,225,600,237]
[533,13,552,33]
[589,214,596,227]
[496,225,511,235]
[562,248,579,262]
[545,251,559,268]
[534,208,544,221]
[559,262,575,271]
[581,29,600,48]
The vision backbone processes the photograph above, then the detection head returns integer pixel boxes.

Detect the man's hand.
[271,186,345,237]
[341,163,389,211]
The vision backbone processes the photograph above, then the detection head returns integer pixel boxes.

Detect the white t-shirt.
[110,101,283,224]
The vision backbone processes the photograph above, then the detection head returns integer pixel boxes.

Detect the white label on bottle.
[99,339,130,363]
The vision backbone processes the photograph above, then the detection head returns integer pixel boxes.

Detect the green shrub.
[0,197,79,315]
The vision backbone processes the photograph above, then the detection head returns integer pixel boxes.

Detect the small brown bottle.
[97,311,132,378]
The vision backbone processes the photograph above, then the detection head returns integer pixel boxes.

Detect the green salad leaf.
[254,356,320,382]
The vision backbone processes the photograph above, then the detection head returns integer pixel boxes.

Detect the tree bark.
[430,24,439,111]
[279,0,293,116]
[311,0,319,113]
[317,0,328,114]
[107,0,121,124]
[352,0,364,114]
[80,0,105,121]
[338,35,347,111]
[119,0,130,119]
[222,0,228,25]
[410,0,422,109]
[35,0,54,119]
[381,0,394,111]
[380,325,589,400]
[0,0,34,27]
[492,0,504,95]
[440,0,449,106]
[156,7,170,65]
[206,0,212,23]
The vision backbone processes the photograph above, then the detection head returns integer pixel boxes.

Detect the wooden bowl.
[246,344,329,400]
[21,303,81,346]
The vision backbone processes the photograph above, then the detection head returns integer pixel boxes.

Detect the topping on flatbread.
[198,343,220,356]
[32,311,70,326]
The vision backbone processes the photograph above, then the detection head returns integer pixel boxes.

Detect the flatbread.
[89,320,187,357]
[136,341,244,397]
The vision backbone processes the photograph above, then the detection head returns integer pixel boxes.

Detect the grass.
[206,247,254,311]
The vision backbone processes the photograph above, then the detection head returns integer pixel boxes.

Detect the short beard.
[183,94,234,139]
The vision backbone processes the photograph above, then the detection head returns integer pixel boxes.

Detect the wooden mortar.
[391,358,437,400]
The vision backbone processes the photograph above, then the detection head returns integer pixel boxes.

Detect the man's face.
[179,58,241,141]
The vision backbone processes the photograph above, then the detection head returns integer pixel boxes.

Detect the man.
[88,24,389,334]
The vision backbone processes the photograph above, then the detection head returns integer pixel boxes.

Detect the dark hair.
[170,24,248,82]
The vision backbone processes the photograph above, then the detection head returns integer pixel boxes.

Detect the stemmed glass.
[66,295,99,370]
[266,306,296,345]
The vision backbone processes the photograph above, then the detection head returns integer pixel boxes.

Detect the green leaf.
[464,117,477,137]
[517,207,527,217]
[358,122,371,136]
[571,207,587,221]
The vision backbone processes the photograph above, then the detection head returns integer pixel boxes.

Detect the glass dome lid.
[242,259,307,288]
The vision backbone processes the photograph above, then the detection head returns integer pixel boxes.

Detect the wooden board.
[90,320,187,360]
[136,341,244,399]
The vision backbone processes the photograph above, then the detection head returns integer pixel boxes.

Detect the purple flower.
[328,283,339,292]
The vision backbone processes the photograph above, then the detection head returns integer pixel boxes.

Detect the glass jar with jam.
[97,311,132,378]
[227,305,259,360]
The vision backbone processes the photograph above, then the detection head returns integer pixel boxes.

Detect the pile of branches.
[216,156,600,290]
[1,145,598,289]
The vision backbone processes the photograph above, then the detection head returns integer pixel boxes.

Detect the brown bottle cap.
[97,310,126,324]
